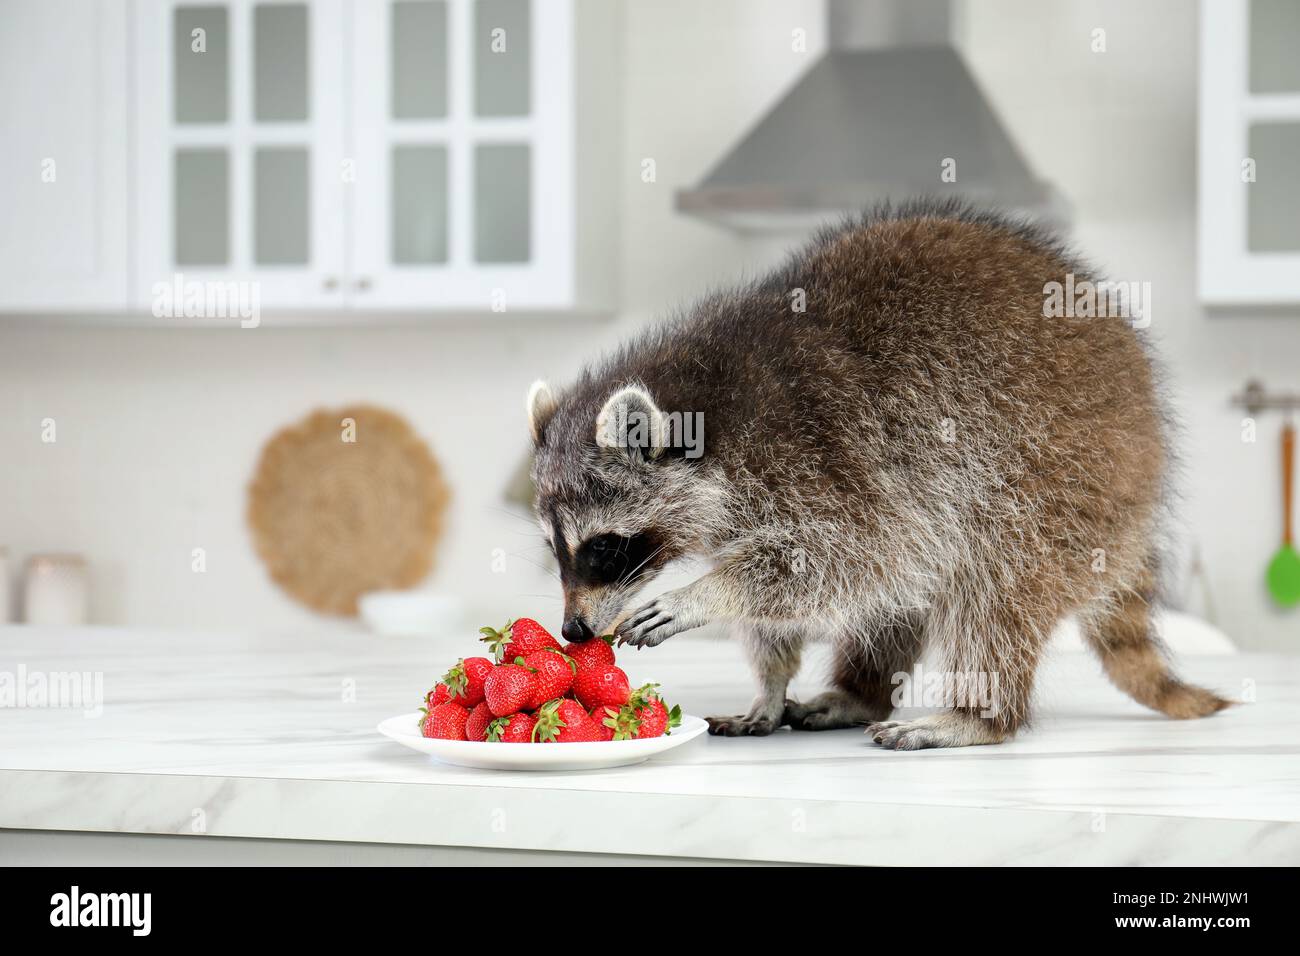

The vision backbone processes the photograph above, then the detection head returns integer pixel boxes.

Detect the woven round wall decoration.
[248,405,450,616]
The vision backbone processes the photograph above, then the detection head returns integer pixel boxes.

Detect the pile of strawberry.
[419,618,681,743]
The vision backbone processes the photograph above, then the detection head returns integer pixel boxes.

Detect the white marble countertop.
[1,624,1297,865]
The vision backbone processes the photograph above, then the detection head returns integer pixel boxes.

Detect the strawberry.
[563,634,616,670]
[420,701,469,740]
[593,703,640,740]
[424,683,451,709]
[589,705,620,741]
[628,683,682,738]
[442,656,493,707]
[533,698,598,743]
[484,664,536,717]
[522,649,575,710]
[465,701,495,742]
[479,618,561,663]
[573,663,632,711]
[487,712,536,743]
[633,698,681,738]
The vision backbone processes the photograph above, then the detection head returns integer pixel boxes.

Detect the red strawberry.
[633,698,681,738]
[479,618,561,663]
[465,701,495,742]
[522,649,575,710]
[573,663,631,711]
[484,664,536,717]
[424,683,451,709]
[486,712,537,743]
[600,703,645,741]
[533,699,598,743]
[628,683,682,738]
[420,701,469,740]
[567,719,604,742]
[564,634,616,670]
[589,705,620,741]
[442,656,493,707]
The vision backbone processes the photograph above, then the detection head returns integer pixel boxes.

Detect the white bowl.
[358,591,463,638]
[377,711,709,771]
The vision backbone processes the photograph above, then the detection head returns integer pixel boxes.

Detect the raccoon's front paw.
[614,590,700,648]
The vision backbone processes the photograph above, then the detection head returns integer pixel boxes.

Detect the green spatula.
[1266,421,1300,608]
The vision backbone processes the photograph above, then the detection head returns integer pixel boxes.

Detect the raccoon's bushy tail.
[1080,567,1233,719]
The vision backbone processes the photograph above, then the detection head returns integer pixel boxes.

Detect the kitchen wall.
[0,0,1296,650]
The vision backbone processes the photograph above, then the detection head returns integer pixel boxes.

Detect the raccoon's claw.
[615,595,691,648]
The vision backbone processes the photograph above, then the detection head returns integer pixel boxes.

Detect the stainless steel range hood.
[676,0,1064,233]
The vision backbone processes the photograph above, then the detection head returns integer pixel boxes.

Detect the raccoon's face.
[525,380,707,641]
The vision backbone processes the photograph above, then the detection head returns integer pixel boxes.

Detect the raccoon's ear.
[526,379,558,446]
[595,384,666,464]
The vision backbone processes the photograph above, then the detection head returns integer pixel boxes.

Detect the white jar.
[24,554,88,626]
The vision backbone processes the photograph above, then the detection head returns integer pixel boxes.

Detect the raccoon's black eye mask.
[569,532,660,587]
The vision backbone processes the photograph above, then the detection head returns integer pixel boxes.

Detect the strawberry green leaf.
[442,660,469,699]
[486,715,513,742]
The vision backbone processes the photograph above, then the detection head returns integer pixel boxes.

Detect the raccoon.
[526,199,1231,749]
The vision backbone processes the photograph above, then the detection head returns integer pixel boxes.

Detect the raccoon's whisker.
[505,552,560,581]
[618,543,667,587]
[485,504,541,528]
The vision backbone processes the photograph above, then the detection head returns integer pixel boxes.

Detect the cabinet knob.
[322,276,340,291]
[354,277,373,292]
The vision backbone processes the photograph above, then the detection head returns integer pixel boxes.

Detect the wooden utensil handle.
[1285,422,1295,548]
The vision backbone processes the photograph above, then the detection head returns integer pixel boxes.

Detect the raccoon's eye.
[578,534,629,584]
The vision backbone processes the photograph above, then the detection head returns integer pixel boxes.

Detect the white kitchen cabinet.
[0,0,130,310]
[129,0,613,316]
[134,0,350,312]
[349,0,577,309]
[1199,0,1300,305]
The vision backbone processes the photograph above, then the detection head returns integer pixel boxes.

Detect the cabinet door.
[1199,0,1300,305]
[0,0,129,310]
[135,0,348,314]
[350,0,574,310]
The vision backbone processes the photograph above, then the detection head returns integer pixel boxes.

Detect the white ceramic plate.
[377,711,709,771]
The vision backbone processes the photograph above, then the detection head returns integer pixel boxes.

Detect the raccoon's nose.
[561,616,594,643]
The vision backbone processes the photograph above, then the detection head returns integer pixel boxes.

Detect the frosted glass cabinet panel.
[391,0,448,119]
[475,0,530,117]
[254,4,310,121]
[475,143,530,263]
[174,148,230,265]
[174,7,229,122]
[1249,0,1300,93]
[1246,123,1300,253]
[392,145,450,264]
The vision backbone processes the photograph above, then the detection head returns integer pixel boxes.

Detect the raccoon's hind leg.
[785,616,924,731]
[867,582,1057,750]
[707,623,802,737]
